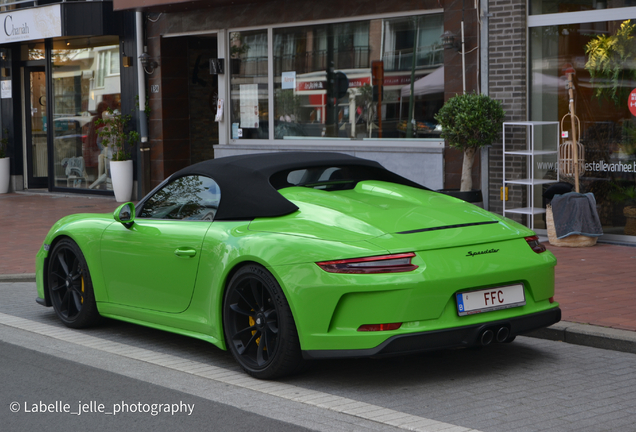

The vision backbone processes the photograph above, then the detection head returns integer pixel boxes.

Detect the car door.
[100,175,221,313]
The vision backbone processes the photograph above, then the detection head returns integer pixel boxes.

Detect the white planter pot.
[0,157,9,194]
[110,159,133,202]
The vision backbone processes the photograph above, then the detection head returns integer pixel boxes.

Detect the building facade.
[488,0,636,244]
[113,0,482,196]
[3,0,633,244]
[0,0,138,196]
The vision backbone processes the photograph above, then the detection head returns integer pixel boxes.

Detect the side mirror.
[114,202,135,229]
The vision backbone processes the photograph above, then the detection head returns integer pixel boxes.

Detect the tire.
[47,238,101,329]
[223,264,305,379]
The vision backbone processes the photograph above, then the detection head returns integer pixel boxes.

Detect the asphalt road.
[2,281,636,432]
[1,341,313,432]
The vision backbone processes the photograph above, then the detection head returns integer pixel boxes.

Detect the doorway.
[187,36,219,163]
[24,66,48,189]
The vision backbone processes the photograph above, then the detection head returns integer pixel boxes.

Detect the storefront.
[528,1,636,242]
[0,2,138,195]
[113,0,481,193]
[480,0,636,244]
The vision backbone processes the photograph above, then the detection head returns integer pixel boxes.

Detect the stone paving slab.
[2,281,636,432]
[525,321,636,355]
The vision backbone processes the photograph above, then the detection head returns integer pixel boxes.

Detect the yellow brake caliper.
[248,314,260,346]
[80,273,85,304]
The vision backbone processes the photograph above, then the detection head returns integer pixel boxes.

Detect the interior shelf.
[502,121,560,230]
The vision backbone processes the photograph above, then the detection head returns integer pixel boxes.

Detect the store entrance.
[187,35,219,164]
[24,66,48,189]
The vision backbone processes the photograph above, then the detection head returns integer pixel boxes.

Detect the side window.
[139,175,221,221]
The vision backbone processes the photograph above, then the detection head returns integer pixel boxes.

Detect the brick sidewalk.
[545,243,636,332]
[0,193,119,275]
[1,192,635,332]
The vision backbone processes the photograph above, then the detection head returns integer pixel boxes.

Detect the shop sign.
[239,84,259,129]
[297,77,371,92]
[348,77,371,88]
[0,5,62,43]
[629,88,636,117]
[1,80,11,99]
[282,72,296,90]
[297,81,325,91]
[383,75,412,87]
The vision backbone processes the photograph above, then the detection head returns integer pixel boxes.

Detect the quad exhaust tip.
[480,329,494,346]
[496,326,510,343]
[480,326,510,346]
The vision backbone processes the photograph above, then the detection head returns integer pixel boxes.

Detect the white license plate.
[456,284,525,316]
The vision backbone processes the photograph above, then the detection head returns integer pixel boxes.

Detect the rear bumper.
[302,307,561,360]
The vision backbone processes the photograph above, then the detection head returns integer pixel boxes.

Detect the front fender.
[36,214,115,306]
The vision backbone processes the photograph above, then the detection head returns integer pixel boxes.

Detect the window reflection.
[530,0,636,15]
[530,20,636,236]
[21,42,45,61]
[270,14,444,140]
[51,36,121,190]
[140,176,221,221]
[229,30,269,139]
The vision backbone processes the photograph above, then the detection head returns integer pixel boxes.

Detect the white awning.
[401,66,444,97]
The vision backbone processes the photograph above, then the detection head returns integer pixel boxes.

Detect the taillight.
[316,253,418,274]
[525,236,546,253]
[358,323,402,332]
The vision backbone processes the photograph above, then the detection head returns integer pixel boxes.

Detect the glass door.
[24,67,48,189]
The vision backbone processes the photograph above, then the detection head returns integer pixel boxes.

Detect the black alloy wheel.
[223,264,304,379]
[48,238,101,328]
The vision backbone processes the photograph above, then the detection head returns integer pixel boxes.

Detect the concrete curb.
[0,273,36,283]
[0,274,634,356]
[525,321,636,355]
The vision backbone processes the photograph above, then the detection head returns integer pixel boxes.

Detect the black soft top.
[168,152,427,220]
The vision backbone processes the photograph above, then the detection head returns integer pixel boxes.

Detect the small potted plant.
[97,108,140,202]
[0,128,10,194]
[434,92,505,204]
[610,183,636,235]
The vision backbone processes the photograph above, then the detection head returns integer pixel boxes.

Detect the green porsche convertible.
[36,152,560,379]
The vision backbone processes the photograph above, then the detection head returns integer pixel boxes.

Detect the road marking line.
[0,312,482,432]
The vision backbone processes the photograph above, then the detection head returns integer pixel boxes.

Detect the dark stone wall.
[158,0,441,32]
[187,37,218,164]
[147,19,191,186]
[442,0,482,191]
[488,0,527,220]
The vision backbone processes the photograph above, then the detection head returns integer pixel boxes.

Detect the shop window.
[530,0,636,15]
[20,42,45,61]
[51,36,122,191]
[530,20,636,236]
[229,30,269,139]
[95,48,121,88]
[267,14,443,141]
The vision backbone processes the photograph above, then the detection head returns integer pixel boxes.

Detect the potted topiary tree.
[0,128,10,194]
[610,183,636,235]
[97,108,139,202]
[434,92,505,203]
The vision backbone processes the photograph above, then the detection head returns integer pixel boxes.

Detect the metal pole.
[461,20,466,94]
[136,12,150,197]
[406,17,419,138]
[567,72,579,192]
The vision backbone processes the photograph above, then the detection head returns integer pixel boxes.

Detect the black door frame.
[23,64,47,189]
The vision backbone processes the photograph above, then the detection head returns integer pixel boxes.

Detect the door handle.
[174,248,197,258]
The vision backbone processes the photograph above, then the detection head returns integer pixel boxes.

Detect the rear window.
[270,165,394,191]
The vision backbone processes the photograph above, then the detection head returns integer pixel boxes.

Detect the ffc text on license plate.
[456,284,525,316]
